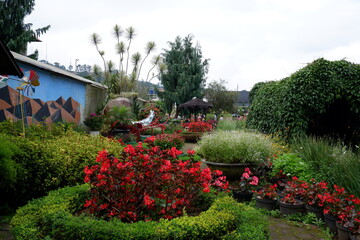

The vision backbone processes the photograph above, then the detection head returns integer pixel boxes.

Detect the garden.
[1,59,360,240]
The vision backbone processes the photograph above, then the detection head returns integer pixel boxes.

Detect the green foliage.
[11,185,268,240]
[205,79,237,115]
[159,34,209,114]
[292,137,360,196]
[217,119,246,131]
[196,130,278,164]
[247,58,360,145]
[154,133,184,150]
[0,130,123,209]
[0,0,50,53]
[271,153,312,181]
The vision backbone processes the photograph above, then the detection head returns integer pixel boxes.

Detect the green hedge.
[247,58,360,144]
[1,130,123,208]
[11,185,269,240]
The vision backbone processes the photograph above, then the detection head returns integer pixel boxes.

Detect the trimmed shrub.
[11,185,268,240]
[2,131,123,208]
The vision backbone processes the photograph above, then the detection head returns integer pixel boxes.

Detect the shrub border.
[11,185,268,240]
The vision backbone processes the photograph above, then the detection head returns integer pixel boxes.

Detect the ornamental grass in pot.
[195,130,279,180]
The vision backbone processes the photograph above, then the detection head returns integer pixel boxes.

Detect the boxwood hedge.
[11,185,269,240]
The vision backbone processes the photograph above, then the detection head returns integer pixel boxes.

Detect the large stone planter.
[181,132,203,143]
[202,160,256,181]
[305,204,324,220]
[324,214,339,234]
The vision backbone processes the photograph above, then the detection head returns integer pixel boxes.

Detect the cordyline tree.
[0,0,50,57]
[159,34,209,115]
[90,25,163,98]
[205,79,237,115]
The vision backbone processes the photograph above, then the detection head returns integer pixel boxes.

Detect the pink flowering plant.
[83,141,228,222]
[232,168,259,193]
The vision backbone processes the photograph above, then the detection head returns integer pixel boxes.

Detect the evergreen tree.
[159,35,209,114]
[0,0,50,54]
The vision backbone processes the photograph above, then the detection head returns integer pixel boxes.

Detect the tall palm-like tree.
[116,41,126,72]
[113,24,123,71]
[131,52,141,76]
[125,26,136,75]
[90,33,107,79]
[146,55,161,82]
[137,41,156,81]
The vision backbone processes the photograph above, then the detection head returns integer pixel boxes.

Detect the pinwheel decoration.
[0,69,40,136]
[0,69,40,95]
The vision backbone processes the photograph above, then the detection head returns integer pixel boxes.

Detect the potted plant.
[104,106,134,137]
[254,183,278,210]
[231,168,258,202]
[334,193,360,240]
[278,177,306,215]
[323,185,349,234]
[83,113,104,134]
[181,121,212,143]
[196,130,278,180]
[302,179,328,220]
[152,133,185,150]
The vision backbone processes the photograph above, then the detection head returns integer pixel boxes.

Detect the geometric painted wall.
[0,85,80,124]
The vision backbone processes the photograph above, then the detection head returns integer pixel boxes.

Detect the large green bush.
[196,130,278,164]
[247,58,360,145]
[1,130,123,209]
[11,185,268,240]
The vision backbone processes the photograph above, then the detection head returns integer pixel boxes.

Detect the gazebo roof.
[179,97,213,110]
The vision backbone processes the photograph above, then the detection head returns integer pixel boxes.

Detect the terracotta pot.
[278,200,305,215]
[203,160,256,181]
[305,204,324,220]
[232,191,253,202]
[336,222,351,240]
[324,214,339,234]
[255,196,278,211]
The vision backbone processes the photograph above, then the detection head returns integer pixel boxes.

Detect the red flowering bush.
[254,184,278,200]
[302,179,328,207]
[153,133,185,150]
[138,103,164,120]
[280,176,307,204]
[83,143,228,222]
[323,185,350,217]
[322,184,360,233]
[183,121,212,132]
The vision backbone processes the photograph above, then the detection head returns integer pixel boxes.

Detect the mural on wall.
[0,71,81,125]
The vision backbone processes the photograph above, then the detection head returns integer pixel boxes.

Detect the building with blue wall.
[0,52,107,124]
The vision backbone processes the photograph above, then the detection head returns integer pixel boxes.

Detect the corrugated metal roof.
[11,51,107,89]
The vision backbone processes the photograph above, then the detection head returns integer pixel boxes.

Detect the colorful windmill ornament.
[0,69,40,136]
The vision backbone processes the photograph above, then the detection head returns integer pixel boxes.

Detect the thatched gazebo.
[178,97,212,120]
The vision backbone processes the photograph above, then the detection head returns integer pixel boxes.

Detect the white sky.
[26,0,360,91]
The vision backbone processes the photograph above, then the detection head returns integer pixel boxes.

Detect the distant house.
[0,51,107,124]
[233,90,250,107]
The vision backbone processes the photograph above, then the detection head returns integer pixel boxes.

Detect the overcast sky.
[26,0,360,91]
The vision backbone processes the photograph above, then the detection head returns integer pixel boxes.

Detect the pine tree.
[159,35,209,114]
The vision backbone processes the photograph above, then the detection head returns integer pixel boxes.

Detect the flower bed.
[11,185,269,240]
